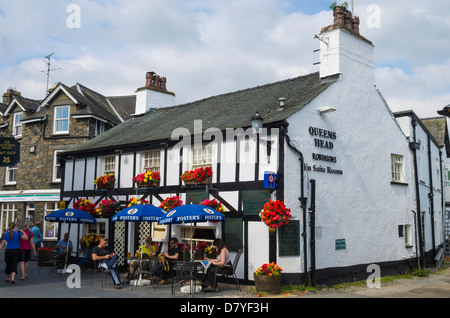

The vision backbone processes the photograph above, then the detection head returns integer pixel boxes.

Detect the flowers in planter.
[259,200,292,229]
[95,173,115,189]
[126,197,149,207]
[133,171,161,187]
[159,196,183,211]
[199,198,225,213]
[73,198,96,216]
[255,262,282,277]
[204,245,218,259]
[80,233,101,249]
[38,247,53,255]
[95,199,119,218]
[180,167,212,184]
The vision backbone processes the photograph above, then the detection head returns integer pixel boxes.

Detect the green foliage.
[329,2,349,11]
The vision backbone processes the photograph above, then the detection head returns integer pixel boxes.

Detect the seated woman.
[202,238,232,292]
[125,236,156,283]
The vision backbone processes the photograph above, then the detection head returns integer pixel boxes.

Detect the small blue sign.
[264,172,278,189]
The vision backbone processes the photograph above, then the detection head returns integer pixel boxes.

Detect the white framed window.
[0,203,17,234]
[191,143,212,169]
[12,112,23,137]
[5,165,17,185]
[44,202,58,240]
[391,154,404,182]
[95,120,105,136]
[103,155,116,175]
[88,220,107,236]
[143,150,160,172]
[180,226,216,247]
[54,105,70,134]
[53,150,64,182]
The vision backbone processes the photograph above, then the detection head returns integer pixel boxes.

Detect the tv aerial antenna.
[42,53,62,93]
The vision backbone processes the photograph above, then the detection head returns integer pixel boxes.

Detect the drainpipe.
[284,129,309,285]
[411,117,425,268]
[427,135,436,260]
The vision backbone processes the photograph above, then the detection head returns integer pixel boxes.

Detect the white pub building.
[58,9,444,285]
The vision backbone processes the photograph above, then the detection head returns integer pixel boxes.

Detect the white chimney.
[134,72,175,115]
[318,8,374,87]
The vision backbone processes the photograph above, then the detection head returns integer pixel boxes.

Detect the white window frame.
[54,105,70,134]
[404,224,413,247]
[0,203,17,234]
[142,150,160,172]
[191,143,212,170]
[95,120,105,136]
[391,154,404,183]
[44,202,59,240]
[5,165,17,185]
[103,155,116,175]
[53,150,64,182]
[12,112,23,137]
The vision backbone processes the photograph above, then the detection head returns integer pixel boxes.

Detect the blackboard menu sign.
[242,190,270,216]
[224,218,243,251]
[185,191,209,205]
[278,221,300,256]
[0,137,20,167]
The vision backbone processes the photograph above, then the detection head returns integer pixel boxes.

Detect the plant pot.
[253,273,281,294]
[184,180,198,186]
[38,251,54,267]
[200,177,212,185]
[97,184,114,190]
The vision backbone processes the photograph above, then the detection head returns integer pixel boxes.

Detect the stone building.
[0,82,137,241]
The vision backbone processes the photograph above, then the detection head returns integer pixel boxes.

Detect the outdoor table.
[173,260,211,294]
[126,256,157,286]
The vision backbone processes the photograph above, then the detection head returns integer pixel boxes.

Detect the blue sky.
[0,0,449,118]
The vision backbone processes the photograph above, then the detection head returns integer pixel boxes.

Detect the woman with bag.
[0,222,29,284]
[19,222,36,280]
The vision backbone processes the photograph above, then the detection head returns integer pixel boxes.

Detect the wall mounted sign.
[307,126,343,175]
[335,238,346,250]
[279,220,300,256]
[0,137,20,167]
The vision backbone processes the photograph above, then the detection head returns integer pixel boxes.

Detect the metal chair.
[38,251,63,276]
[131,258,157,291]
[171,261,199,297]
[90,260,111,288]
[213,249,242,292]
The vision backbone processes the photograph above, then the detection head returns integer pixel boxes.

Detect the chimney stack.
[145,71,168,92]
[135,71,176,115]
[333,5,360,35]
[2,88,21,105]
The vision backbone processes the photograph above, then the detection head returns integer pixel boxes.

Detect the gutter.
[283,126,309,285]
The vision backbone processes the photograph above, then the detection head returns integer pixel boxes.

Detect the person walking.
[0,222,29,284]
[31,222,43,252]
[19,223,36,280]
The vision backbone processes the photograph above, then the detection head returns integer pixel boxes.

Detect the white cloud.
[0,0,448,119]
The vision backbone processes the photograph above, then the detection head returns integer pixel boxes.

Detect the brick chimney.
[333,6,360,35]
[3,88,21,105]
[135,72,176,115]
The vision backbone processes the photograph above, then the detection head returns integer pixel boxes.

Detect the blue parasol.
[111,205,167,222]
[158,204,225,225]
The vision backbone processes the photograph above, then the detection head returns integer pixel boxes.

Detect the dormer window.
[54,105,70,134]
[12,112,23,137]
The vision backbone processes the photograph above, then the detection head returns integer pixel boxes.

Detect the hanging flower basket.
[159,196,183,211]
[259,200,292,230]
[95,198,120,218]
[180,167,212,185]
[133,171,161,188]
[199,198,225,214]
[95,174,115,189]
[73,198,96,216]
[126,197,149,208]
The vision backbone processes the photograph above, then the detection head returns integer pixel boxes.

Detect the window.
[103,155,116,175]
[12,112,23,137]
[404,224,413,247]
[143,150,160,172]
[391,154,404,182]
[180,226,216,247]
[53,150,64,182]
[95,120,105,136]
[0,203,17,234]
[5,165,17,185]
[54,105,70,134]
[44,202,58,240]
[192,143,212,169]
[88,220,106,236]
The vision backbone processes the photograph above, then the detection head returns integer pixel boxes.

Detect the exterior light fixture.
[319,106,336,114]
[251,111,263,135]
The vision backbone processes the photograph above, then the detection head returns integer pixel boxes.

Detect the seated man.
[91,237,121,289]
[55,233,73,265]
[155,237,180,285]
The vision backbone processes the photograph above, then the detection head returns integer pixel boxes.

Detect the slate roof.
[107,95,136,121]
[64,72,335,155]
[421,117,447,147]
[0,102,7,115]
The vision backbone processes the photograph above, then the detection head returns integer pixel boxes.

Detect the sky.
[0,0,449,118]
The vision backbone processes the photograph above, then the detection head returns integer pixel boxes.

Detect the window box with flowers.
[259,200,292,232]
[180,167,212,186]
[133,171,161,188]
[95,199,120,218]
[254,262,282,294]
[94,174,115,190]
[159,196,183,211]
[73,198,96,217]
[199,199,225,214]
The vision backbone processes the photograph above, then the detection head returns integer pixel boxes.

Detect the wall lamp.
[251,111,274,163]
[319,106,336,115]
